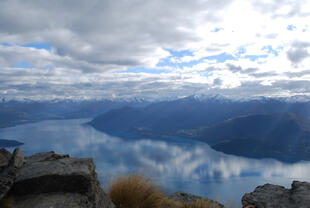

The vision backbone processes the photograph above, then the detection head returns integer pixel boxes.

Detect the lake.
[1,119,310,206]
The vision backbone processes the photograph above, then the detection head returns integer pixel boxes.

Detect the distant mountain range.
[89,96,310,133]
[0,139,24,148]
[188,113,310,161]
[2,96,310,161]
[89,97,310,162]
[0,99,150,128]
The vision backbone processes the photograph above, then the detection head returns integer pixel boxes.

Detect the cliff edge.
[242,181,310,208]
[0,148,115,208]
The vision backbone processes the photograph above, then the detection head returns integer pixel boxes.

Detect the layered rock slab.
[0,148,24,200]
[242,181,310,208]
[8,151,115,208]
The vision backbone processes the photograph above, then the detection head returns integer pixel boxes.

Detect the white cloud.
[0,0,310,100]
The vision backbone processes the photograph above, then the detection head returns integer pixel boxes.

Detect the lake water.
[1,119,310,206]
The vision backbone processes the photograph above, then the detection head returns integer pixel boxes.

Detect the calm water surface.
[1,119,310,206]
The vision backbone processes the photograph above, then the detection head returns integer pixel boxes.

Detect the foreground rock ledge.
[242,181,310,208]
[168,192,225,208]
[1,149,225,208]
[0,148,115,208]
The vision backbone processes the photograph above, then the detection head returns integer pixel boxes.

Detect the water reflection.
[1,119,310,206]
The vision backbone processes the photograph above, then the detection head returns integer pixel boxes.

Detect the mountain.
[191,113,310,161]
[89,97,310,135]
[0,99,150,128]
[89,97,310,161]
[188,113,310,142]
[0,105,32,128]
[0,139,24,148]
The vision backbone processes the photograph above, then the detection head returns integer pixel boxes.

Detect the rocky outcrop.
[168,192,225,208]
[0,149,115,208]
[242,181,310,208]
[0,148,11,164]
[0,148,24,200]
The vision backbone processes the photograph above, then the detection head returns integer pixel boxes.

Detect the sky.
[0,0,310,100]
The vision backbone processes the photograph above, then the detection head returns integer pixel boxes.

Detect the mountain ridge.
[89,98,310,162]
[191,113,310,161]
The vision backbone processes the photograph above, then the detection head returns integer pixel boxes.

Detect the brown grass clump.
[108,174,164,208]
[160,196,182,208]
[0,196,15,208]
[108,174,226,208]
[181,199,220,208]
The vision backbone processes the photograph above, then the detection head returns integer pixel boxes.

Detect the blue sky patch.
[157,49,238,69]
[12,61,32,69]
[235,47,247,57]
[22,43,52,51]
[1,42,51,51]
[1,42,13,47]
[287,25,296,31]
[262,45,278,56]
[243,55,268,61]
[157,58,201,68]
[180,60,204,68]
[199,72,213,77]
[204,53,236,63]
[166,49,194,57]
[156,57,179,68]
[157,49,196,68]
[211,27,223,32]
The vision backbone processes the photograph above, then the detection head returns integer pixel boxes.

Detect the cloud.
[0,0,310,100]
[285,70,310,78]
[287,41,310,64]
[213,78,223,86]
[0,0,231,71]
[252,0,310,18]
[287,48,309,64]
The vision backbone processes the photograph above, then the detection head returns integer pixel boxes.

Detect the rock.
[1,149,227,208]
[0,148,24,201]
[168,192,205,203]
[13,193,99,208]
[242,181,310,208]
[9,148,24,169]
[168,192,225,208]
[0,148,11,164]
[0,148,12,172]
[9,151,115,208]
[24,151,69,163]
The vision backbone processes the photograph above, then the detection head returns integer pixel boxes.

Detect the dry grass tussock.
[109,174,164,208]
[108,174,226,208]
[160,196,183,208]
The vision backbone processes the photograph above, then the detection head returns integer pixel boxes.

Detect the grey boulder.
[242,181,310,208]
[7,150,114,208]
[0,148,24,200]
